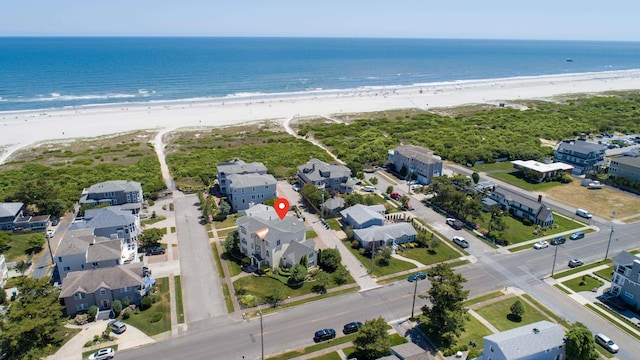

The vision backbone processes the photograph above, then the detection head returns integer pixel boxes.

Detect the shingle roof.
[86,240,122,263]
[70,206,135,231]
[237,205,307,237]
[557,141,606,156]
[0,202,23,218]
[394,145,440,164]
[353,223,417,244]
[297,158,351,182]
[323,197,345,211]
[492,186,543,212]
[227,173,277,188]
[217,159,267,175]
[60,263,144,298]
[55,228,97,257]
[612,155,640,168]
[340,204,385,226]
[282,239,316,261]
[613,251,640,266]
[86,180,142,194]
[484,321,564,359]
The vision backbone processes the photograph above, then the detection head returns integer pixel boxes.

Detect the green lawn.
[475,297,549,332]
[306,230,318,239]
[211,244,225,279]
[562,275,604,293]
[222,283,235,313]
[174,276,185,324]
[593,265,614,281]
[121,277,171,336]
[344,245,416,277]
[2,232,38,262]
[216,226,237,238]
[454,315,493,352]
[326,218,342,231]
[140,215,167,226]
[400,244,463,266]
[472,162,516,172]
[464,291,504,307]
[488,171,564,192]
[306,352,342,360]
[266,333,359,360]
[224,253,245,277]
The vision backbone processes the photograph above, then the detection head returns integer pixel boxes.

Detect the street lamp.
[604,211,616,262]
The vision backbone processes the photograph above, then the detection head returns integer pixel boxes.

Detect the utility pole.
[370,241,376,274]
[411,276,419,319]
[46,236,55,264]
[551,243,559,277]
[259,307,264,360]
[604,211,616,261]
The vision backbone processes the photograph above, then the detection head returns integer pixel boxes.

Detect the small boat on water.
[566,58,574,62]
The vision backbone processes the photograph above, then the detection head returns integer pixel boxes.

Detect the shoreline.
[2,69,640,164]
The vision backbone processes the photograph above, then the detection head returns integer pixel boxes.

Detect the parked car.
[390,192,401,200]
[343,321,363,334]
[569,231,585,240]
[51,218,59,226]
[576,208,592,219]
[88,348,115,360]
[362,186,375,192]
[46,229,55,238]
[108,319,127,334]
[595,333,619,353]
[533,241,549,250]
[314,328,336,342]
[146,246,166,255]
[446,218,464,230]
[550,236,566,245]
[452,236,469,249]
[568,258,584,268]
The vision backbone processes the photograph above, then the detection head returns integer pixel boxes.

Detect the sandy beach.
[2,69,640,164]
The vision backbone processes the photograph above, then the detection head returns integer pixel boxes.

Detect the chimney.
[537,194,542,203]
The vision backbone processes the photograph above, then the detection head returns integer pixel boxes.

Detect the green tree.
[428,234,441,254]
[399,195,411,210]
[488,206,508,239]
[344,192,364,207]
[299,254,309,269]
[421,263,469,348]
[0,232,11,254]
[264,285,285,308]
[14,260,29,275]
[223,231,239,254]
[565,322,598,360]
[471,172,480,184]
[385,185,394,194]
[319,248,342,272]
[370,177,378,185]
[28,233,46,254]
[334,266,349,285]
[352,317,391,360]
[300,183,329,209]
[378,247,392,266]
[288,264,307,286]
[315,271,330,293]
[0,277,64,360]
[510,300,525,321]
[139,228,164,248]
[111,300,123,316]
[415,231,429,248]
[88,305,98,320]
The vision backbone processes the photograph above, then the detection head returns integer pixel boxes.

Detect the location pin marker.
[274,198,290,220]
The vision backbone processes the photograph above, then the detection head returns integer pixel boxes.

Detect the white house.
[227,173,278,211]
[236,204,316,269]
[483,321,565,360]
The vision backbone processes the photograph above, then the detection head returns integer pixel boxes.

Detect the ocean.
[1,37,640,112]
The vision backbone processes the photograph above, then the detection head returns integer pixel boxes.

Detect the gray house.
[554,140,606,175]
[59,263,154,316]
[609,156,640,183]
[353,223,417,251]
[488,187,554,227]
[227,173,278,211]
[610,251,640,309]
[12,214,50,231]
[321,197,345,216]
[340,204,385,229]
[297,158,354,193]
[217,159,268,195]
[388,145,443,184]
[79,180,143,214]
[0,202,24,230]
[55,228,122,281]
[482,321,565,360]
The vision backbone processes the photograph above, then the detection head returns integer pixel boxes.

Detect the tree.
[14,260,29,275]
[223,231,239,254]
[385,185,394,194]
[421,263,469,348]
[0,232,11,254]
[300,183,329,209]
[352,317,391,360]
[315,271,330,293]
[319,248,342,272]
[487,206,508,239]
[428,234,440,254]
[471,172,480,184]
[111,299,123,316]
[264,285,285,308]
[509,300,525,321]
[218,200,231,217]
[139,228,164,248]
[288,264,307,286]
[399,195,411,210]
[334,267,349,285]
[0,277,64,360]
[378,247,392,266]
[344,192,364,207]
[299,254,309,269]
[415,231,429,248]
[370,177,378,185]
[565,322,598,360]
[28,233,46,254]
[88,305,98,320]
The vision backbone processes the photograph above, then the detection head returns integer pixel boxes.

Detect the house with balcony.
[59,263,154,316]
[488,186,554,227]
[608,156,640,184]
[217,159,268,195]
[236,204,316,269]
[554,140,606,175]
[80,180,144,214]
[353,222,417,251]
[12,214,50,231]
[55,228,123,281]
[0,202,24,230]
[610,251,640,309]
[227,173,278,211]
[297,158,354,193]
[482,321,565,360]
[68,206,140,264]
[340,204,385,229]
[388,145,443,184]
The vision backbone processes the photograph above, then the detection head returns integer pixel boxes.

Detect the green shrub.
[150,312,163,323]
[111,300,123,315]
[467,349,482,359]
[122,308,131,320]
[141,296,153,310]
[443,344,469,356]
[88,305,98,320]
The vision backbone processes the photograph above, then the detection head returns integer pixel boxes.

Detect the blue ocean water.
[1,37,639,112]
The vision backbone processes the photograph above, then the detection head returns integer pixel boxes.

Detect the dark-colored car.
[314,328,336,342]
[146,246,166,255]
[51,218,60,226]
[408,272,426,282]
[550,236,566,245]
[568,258,584,268]
[569,231,585,240]
[343,322,363,334]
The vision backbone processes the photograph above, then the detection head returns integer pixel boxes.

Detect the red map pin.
[274,198,290,220]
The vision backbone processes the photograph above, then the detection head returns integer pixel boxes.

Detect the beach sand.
[2,69,640,164]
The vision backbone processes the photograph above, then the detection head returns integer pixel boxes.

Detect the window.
[624,291,634,299]
[76,303,88,311]
[74,292,86,300]
[241,227,247,234]
[277,240,281,246]
[490,345,494,353]
[100,289,107,295]
[64,266,70,271]
[122,286,130,292]
[58,257,62,262]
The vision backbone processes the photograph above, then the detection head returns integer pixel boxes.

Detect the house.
[68,206,140,264]
[609,156,640,183]
[340,204,385,229]
[236,204,316,269]
[79,180,144,214]
[297,158,354,193]
[488,187,554,227]
[388,145,443,184]
[217,159,268,195]
[59,263,154,316]
[609,251,640,309]
[227,173,278,211]
[389,342,431,360]
[322,197,345,216]
[353,223,417,250]
[0,255,8,288]
[511,160,573,183]
[554,140,606,175]
[482,320,565,360]
[12,214,50,231]
[55,228,123,281]
[0,202,24,230]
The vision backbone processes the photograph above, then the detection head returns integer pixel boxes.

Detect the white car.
[46,229,55,238]
[362,186,375,192]
[88,348,115,360]
[533,241,549,249]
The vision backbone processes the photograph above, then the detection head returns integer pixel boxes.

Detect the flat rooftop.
[512,160,573,173]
